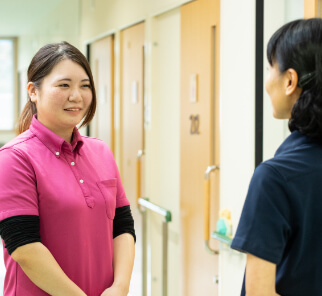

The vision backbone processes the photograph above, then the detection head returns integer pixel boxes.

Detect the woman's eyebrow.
[56,78,90,82]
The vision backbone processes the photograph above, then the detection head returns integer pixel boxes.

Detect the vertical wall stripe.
[86,43,91,137]
[255,0,264,167]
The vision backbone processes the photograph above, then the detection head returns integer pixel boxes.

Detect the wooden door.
[120,22,145,296]
[180,0,220,295]
[90,35,114,152]
[304,0,320,17]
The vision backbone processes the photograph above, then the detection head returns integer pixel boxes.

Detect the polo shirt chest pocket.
[97,178,117,219]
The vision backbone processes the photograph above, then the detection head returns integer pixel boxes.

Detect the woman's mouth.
[64,108,81,111]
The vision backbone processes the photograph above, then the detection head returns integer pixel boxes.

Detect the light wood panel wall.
[180,0,220,295]
[304,0,319,17]
[120,22,145,296]
[90,36,114,152]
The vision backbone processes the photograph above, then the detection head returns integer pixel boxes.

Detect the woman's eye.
[59,84,69,87]
[82,84,91,88]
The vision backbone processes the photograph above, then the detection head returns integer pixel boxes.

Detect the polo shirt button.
[71,162,75,166]
[56,152,60,156]
[80,179,84,183]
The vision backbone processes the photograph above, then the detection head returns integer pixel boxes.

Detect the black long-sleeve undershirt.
[0,205,136,255]
[0,215,41,255]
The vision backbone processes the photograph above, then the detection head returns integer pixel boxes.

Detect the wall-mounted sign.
[189,114,200,135]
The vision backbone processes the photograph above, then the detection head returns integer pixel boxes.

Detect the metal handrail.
[204,165,220,255]
[138,197,172,296]
[139,198,172,222]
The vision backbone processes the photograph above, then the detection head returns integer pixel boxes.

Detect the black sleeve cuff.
[113,206,136,242]
[0,215,41,255]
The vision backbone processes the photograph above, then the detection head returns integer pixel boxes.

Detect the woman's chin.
[272,111,290,120]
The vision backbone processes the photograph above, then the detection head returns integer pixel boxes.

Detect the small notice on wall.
[190,74,198,103]
[131,80,138,104]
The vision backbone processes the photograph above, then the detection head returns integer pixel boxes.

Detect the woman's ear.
[27,82,38,102]
[285,68,301,96]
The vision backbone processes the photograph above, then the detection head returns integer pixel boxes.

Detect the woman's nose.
[68,88,82,102]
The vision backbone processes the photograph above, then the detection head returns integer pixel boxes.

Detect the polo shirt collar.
[275,130,317,157]
[29,115,84,156]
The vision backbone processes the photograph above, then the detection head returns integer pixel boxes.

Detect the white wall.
[17,0,80,72]
[17,0,80,114]
[219,0,256,294]
[0,245,4,295]
[0,1,81,147]
[147,9,181,296]
[219,1,304,295]
[263,0,304,161]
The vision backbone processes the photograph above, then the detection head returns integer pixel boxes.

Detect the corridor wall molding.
[255,0,264,167]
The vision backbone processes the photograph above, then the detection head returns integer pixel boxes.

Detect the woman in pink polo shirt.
[0,42,135,296]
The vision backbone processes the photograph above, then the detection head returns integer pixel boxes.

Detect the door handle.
[136,149,145,206]
[204,165,220,254]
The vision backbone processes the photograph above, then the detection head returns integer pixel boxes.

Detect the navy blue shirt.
[231,131,322,296]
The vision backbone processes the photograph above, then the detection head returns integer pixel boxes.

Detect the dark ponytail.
[17,41,96,134]
[267,18,322,139]
[18,100,37,134]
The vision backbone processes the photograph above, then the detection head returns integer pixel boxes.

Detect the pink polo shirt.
[0,116,130,296]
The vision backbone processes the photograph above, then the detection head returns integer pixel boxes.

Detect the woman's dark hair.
[18,41,96,134]
[267,18,322,139]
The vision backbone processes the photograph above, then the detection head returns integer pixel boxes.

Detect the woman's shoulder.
[80,136,113,153]
[81,135,107,146]
[260,145,322,183]
[0,130,35,153]
[0,131,37,171]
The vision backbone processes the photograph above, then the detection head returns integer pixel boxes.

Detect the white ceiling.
[0,0,65,36]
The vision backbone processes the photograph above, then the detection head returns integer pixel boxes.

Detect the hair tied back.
[298,72,316,88]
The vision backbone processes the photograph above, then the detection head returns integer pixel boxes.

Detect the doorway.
[180,0,220,295]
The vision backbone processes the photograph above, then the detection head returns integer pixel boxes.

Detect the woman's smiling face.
[28,59,93,141]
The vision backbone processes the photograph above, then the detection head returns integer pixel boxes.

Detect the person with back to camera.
[231,18,322,295]
[0,41,135,296]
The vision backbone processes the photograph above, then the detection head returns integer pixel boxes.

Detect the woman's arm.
[245,253,280,296]
[101,233,135,296]
[12,242,86,296]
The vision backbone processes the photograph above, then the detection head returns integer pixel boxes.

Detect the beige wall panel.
[120,22,145,200]
[304,0,319,17]
[120,22,145,296]
[90,35,114,152]
[80,0,193,42]
[180,0,220,295]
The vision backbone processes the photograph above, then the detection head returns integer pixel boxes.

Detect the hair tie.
[298,72,316,88]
